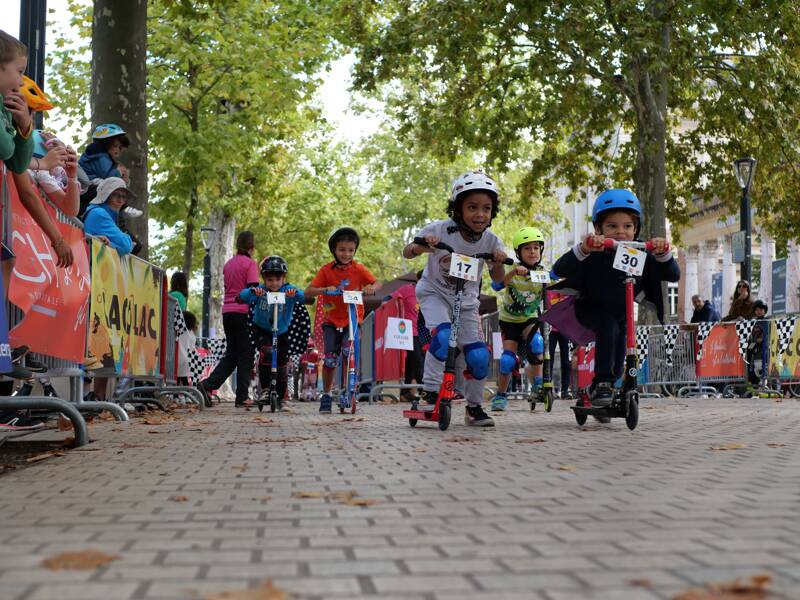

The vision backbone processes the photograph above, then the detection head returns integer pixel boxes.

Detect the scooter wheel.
[529,399,536,412]
[438,403,451,431]
[575,411,587,426]
[543,389,554,413]
[409,418,417,427]
[351,399,357,415]
[257,403,264,413]
[339,405,345,414]
[270,392,278,413]
[626,392,639,430]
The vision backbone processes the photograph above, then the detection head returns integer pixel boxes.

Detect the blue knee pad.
[499,350,517,376]
[529,332,544,355]
[323,353,338,369]
[429,323,452,362]
[464,342,490,380]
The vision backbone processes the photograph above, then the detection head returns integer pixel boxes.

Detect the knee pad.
[259,346,272,366]
[429,323,452,362]
[525,330,544,364]
[323,353,338,369]
[463,342,490,380]
[499,350,517,376]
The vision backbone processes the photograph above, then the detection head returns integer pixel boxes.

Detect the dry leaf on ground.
[708,443,747,451]
[628,578,654,587]
[231,464,248,471]
[343,497,379,506]
[557,464,578,472]
[141,415,175,425]
[292,491,324,499]
[169,495,189,502]
[205,580,289,600]
[57,415,72,431]
[41,549,120,570]
[672,573,771,599]
[516,438,546,444]
[414,448,427,453]
[446,436,481,443]
[252,417,274,424]
[25,451,65,464]
[767,443,786,448]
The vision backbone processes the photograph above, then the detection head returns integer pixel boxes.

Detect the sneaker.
[465,404,495,427]
[11,346,29,363]
[0,415,46,431]
[42,384,58,398]
[13,382,33,397]
[421,390,438,405]
[319,393,332,413]
[122,206,143,218]
[591,382,614,407]
[24,356,47,373]
[490,394,508,412]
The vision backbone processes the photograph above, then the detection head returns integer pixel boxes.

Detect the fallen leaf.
[628,578,654,588]
[516,438,546,444]
[41,549,120,570]
[446,436,481,443]
[341,417,364,422]
[709,443,747,451]
[672,573,771,599]
[231,464,248,471]
[252,417,274,424]
[343,497,379,506]
[57,415,72,431]
[25,451,65,464]
[146,430,165,434]
[327,490,357,501]
[142,415,175,425]
[118,443,150,449]
[169,495,189,502]
[414,448,427,453]
[292,491,323,498]
[557,465,578,472]
[767,443,786,448]
[205,580,289,600]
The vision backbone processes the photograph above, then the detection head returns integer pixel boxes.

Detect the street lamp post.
[200,226,216,339]
[734,157,756,287]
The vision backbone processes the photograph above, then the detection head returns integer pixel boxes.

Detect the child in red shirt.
[305,227,379,413]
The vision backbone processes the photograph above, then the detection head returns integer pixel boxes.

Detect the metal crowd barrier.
[641,325,698,397]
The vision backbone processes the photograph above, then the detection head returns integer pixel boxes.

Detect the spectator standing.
[169,271,189,311]
[690,294,721,323]
[200,231,259,408]
[722,280,755,322]
[391,271,423,402]
[546,289,573,399]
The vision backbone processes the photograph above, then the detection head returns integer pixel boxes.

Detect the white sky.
[0,1,381,145]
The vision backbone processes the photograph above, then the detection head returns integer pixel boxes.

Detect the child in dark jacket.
[79,123,130,182]
[552,189,680,406]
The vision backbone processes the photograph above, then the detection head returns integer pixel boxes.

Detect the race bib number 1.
[343,290,363,305]
[267,292,286,304]
[449,254,479,281]
[612,245,646,276]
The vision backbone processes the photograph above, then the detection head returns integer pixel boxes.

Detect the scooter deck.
[403,405,437,421]
[571,404,626,418]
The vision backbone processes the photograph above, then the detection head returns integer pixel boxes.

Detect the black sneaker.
[421,390,438,405]
[591,382,614,407]
[13,382,33,397]
[465,404,495,427]
[24,356,47,373]
[42,384,58,398]
[11,346,29,363]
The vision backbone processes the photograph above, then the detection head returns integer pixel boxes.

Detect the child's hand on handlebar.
[420,235,439,251]
[492,249,509,264]
[649,237,670,255]
[253,287,266,297]
[286,288,297,297]
[581,234,605,253]
[363,284,376,295]
[513,265,529,277]
[326,286,338,292]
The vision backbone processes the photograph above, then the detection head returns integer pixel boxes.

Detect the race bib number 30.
[612,245,646,276]
[267,292,286,304]
[343,290,364,305]
[449,254,479,281]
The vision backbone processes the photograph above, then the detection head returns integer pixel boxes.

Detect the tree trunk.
[208,208,237,336]
[90,0,148,255]
[182,187,199,274]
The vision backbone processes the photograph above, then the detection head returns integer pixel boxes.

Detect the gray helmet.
[260,255,288,274]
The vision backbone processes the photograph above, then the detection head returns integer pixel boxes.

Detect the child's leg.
[576,306,623,389]
[276,332,290,400]
[458,307,494,426]
[496,339,518,394]
[321,324,342,394]
[521,322,544,390]
[418,293,453,396]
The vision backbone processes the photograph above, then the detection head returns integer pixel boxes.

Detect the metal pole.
[19,0,47,129]
[740,187,752,287]
[202,250,211,339]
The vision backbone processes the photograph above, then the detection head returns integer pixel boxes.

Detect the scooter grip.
[601,238,616,250]
[644,240,669,252]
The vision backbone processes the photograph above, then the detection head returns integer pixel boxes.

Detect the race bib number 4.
[267,292,286,304]
[612,245,646,276]
[449,254,479,281]
[343,290,364,305]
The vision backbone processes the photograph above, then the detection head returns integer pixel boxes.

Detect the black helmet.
[753,299,768,313]
[328,227,360,255]
[260,255,288,274]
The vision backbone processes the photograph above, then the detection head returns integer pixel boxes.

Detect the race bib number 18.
[449,254,479,281]
[530,270,551,284]
[612,245,646,276]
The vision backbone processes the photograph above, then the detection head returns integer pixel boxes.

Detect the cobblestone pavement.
[1,396,799,600]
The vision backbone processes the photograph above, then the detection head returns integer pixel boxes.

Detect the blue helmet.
[92,123,126,140]
[591,189,641,223]
[32,130,49,159]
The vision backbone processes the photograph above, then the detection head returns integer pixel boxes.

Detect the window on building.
[668,282,679,317]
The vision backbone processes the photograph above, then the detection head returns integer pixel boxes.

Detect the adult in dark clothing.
[690,294,720,323]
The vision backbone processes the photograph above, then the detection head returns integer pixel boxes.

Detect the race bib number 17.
[449,254,479,281]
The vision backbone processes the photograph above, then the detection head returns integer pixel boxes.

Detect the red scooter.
[572,239,667,430]
[404,238,513,431]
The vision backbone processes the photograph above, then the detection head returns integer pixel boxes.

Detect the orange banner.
[695,323,745,378]
[7,173,90,362]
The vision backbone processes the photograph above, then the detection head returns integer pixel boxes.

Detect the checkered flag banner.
[188,347,205,384]
[206,338,227,364]
[635,328,648,366]
[695,322,715,360]
[735,320,756,364]
[775,316,797,366]
[663,324,679,366]
[173,303,188,337]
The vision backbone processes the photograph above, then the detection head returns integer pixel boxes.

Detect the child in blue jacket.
[240,255,304,403]
[552,189,679,406]
[79,123,130,182]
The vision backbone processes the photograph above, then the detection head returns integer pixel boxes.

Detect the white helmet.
[449,169,499,204]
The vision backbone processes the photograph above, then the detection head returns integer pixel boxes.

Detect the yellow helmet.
[20,76,54,112]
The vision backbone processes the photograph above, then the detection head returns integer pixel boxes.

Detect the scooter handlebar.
[474,253,515,265]
[412,237,513,264]
[601,239,666,252]
[322,290,343,296]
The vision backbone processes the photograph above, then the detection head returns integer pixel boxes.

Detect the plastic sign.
[343,290,364,305]
[529,270,551,284]
[266,292,286,304]
[384,317,414,350]
[449,253,480,281]
[612,245,646,276]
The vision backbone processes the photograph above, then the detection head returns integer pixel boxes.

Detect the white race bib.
[343,290,364,305]
[267,292,286,304]
[612,245,646,276]
[449,253,480,281]
[529,270,551,284]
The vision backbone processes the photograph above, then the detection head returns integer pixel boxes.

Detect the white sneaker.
[122,207,143,218]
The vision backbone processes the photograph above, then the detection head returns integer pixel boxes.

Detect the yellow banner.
[769,319,800,379]
[87,240,162,375]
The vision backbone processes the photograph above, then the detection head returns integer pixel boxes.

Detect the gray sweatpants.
[418,289,486,406]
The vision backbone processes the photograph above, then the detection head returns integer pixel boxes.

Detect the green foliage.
[344,1,800,244]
